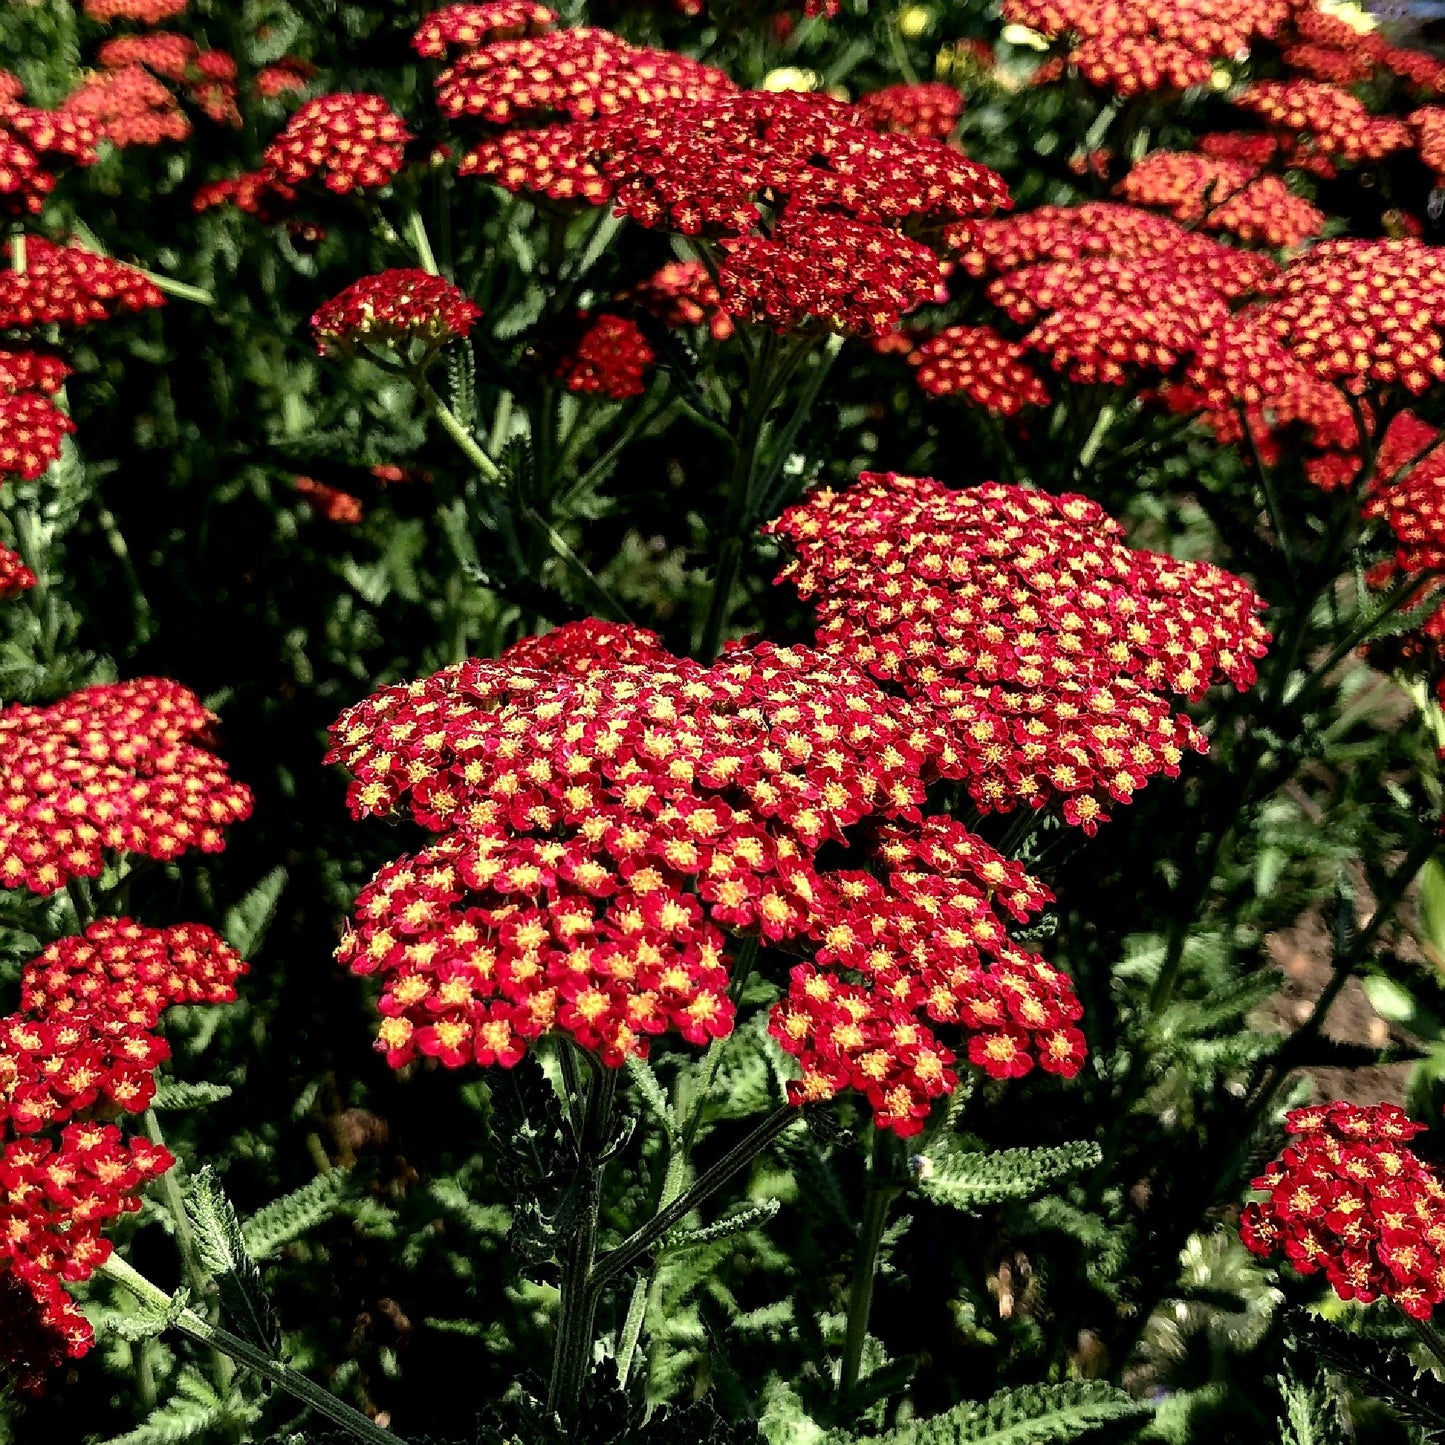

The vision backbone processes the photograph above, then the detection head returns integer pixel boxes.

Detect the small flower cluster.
[555,313,656,400]
[434,27,734,130]
[0,677,253,895]
[1116,150,1324,248]
[1235,80,1413,166]
[0,918,246,1383]
[909,324,1051,413]
[294,476,364,524]
[1414,106,1445,180]
[767,472,1270,830]
[0,83,99,215]
[1252,239,1445,395]
[1361,411,1445,574]
[474,89,1007,337]
[83,0,188,21]
[1240,1102,1445,1318]
[310,269,482,358]
[329,631,1084,1130]
[253,58,315,101]
[0,349,73,483]
[624,259,733,341]
[0,545,36,599]
[852,82,964,141]
[412,2,557,57]
[0,237,165,329]
[261,92,413,194]
[1003,0,1290,95]
[61,63,192,148]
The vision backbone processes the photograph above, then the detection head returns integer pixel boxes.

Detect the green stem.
[839,1127,902,1406]
[613,1275,649,1391]
[403,207,440,277]
[414,375,505,484]
[100,1255,404,1444]
[590,1106,797,1293]
[1405,1309,1445,1374]
[547,1061,619,1421]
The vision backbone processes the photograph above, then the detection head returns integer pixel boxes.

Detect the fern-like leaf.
[241,1168,352,1262]
[665,1198,781,1252]
[106,1286,192,1344]
[185,1167,282,1353]
[1292,1316,1445,1440]
[150,1080,233,1112]
[222,868,287,958]
[95,1369,228,1445]
[857,1382,1148,1445]
[915,1140,1102,1213]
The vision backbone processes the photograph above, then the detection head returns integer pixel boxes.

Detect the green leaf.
[105,1286,192,1344]
[95,1370,227,1445]
[150,1080,233,1112]
[625,1055,675,1136]
[241,1168,352,1262]
[1277,1373,1346,1445]
[915,1140,1102,1213]
[222,868,287,958]
[664,1198,781,1252]
[857,1382,1148,1445]
[1292,1316,1445,1440]
[185,1167,281,1352]
[1419,855,1445,961]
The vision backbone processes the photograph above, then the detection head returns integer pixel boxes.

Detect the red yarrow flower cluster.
[1116,151,1324,248]
[1236,80,1413,166]
[293,477,364,525]
[328,630,1084,1131]
[909,324,1051,413]
[471,90,1007,337]
[767,472,1270,831]
[412,2,556,57]
[624,260,734,341]
[1241,1102,1445,1318]
[0,237,165,329]
[0,545,36,600]
[0,88,99,215]
[310,269,482,358]
[1003,0,1290,94]
[1252,239,1445,396]
[83,0,188,19]
[0,917,245,1383]
[853,82,964,141]
[60,64,191,148]
[0,677,253,896]
[261,93,412,194]
[555,313,656,400]
[0,348,73,483]
[1361,411,1445,574]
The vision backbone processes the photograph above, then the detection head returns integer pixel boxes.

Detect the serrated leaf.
[1292,1316,1445,1440]
[665,1198,781,1252]
[185,1167,281,1353]
[106,1286,192,1344]
[150,1080,233,1112]
[95,1370,227,1445]
[241,1169,352,1262]
[222,868,287,958]
[856,1381,1148,1445]
[626,1055,675,1135]
[915,1140,1102,1213]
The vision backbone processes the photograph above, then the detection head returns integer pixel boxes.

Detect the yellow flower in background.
[762,67,820,92]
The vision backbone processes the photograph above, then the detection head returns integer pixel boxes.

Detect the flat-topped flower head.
[767,472,1270,831]
[1253,240,1445,396]
[0,1124,172,1380]
[853,82,964,141]
[437,27,734,130]
[413,2,556,57]
[624,260,733,340]
[500,618,673,675]
[20,917,247,1027]
[0,237,164,328]
[471,89,1007,337]
[555,312,656,399]
[83,0,188,19]
[1241,1102,1445,1318]
[0,89,99,215]
[329,638,1082,1131]
[1004,0,1291,93]
[261,93,412,194]
[910,324,1051,413]
[1236,80,1413,166]
[311,269,482,358]
[0,677,253,896]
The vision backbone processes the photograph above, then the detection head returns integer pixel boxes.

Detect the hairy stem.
[100,1255,402,1443]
